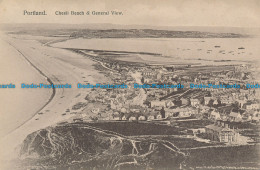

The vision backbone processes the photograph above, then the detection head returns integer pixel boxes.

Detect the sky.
[0,0,259,27]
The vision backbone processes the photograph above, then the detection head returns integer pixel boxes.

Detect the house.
[165,108,174,118]
[156,72,163,80]
[156,114,162,120]
[148,115,155,120]
[213,100,219,105]
[91,108,100,114]
[240,89,249,96]
[180,98,189,105]
[221,98,234,105]
[204,97,211,105]
[190,128,206,134]
[210,110,221,120]
[151,101,166,108]
[252,111,260,122]
[122,115,127,120]
[166,100,175,108]
[238,100,247,108]
[120,107,127,113]
[205,122,238,143]
[73,118,83,123]
[142,70,156,78]
[179,110,191,118]
[229,112,242,122]
[129,116,137,121]
[243,103,259,110]
[138,115,146,121]
[111,112,122,120]
[190,98,200,107]
[110,100,118,109]
[112,116,121,120]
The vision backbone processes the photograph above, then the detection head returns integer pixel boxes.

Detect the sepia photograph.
[0,0,259,169]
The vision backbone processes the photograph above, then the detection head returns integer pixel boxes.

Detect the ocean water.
[52,38,260,62]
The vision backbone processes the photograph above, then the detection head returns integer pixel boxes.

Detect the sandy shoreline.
[0,33,109,162]
[0,37,52,138]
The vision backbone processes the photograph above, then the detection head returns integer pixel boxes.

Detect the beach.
[0,37,51,138]
[0,33,109,162]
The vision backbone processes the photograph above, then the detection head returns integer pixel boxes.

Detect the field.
[84,121,184,136]
[185,145,260,169]
[83,122,260,169]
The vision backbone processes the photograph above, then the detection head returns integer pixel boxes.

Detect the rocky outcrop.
[19,123,186,169]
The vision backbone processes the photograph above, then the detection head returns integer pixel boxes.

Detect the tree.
[141,77,145,84]
[208,99,214,108]
[160,107,166,118]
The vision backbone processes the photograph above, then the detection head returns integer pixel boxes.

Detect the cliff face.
[19,123,186,169]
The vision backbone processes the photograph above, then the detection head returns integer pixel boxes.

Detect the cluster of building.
[71,50,260,144]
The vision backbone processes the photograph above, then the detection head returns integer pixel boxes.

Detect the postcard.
[0,0,259,169]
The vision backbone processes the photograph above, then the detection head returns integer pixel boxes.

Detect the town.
[58,49,260,146]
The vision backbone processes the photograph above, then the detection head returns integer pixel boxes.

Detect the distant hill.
[1,23,259,34]
[1,23,256,38]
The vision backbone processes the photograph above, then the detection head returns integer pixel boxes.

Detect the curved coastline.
[1,38,56,137]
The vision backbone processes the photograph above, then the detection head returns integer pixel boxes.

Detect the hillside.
[18,123,186,169]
